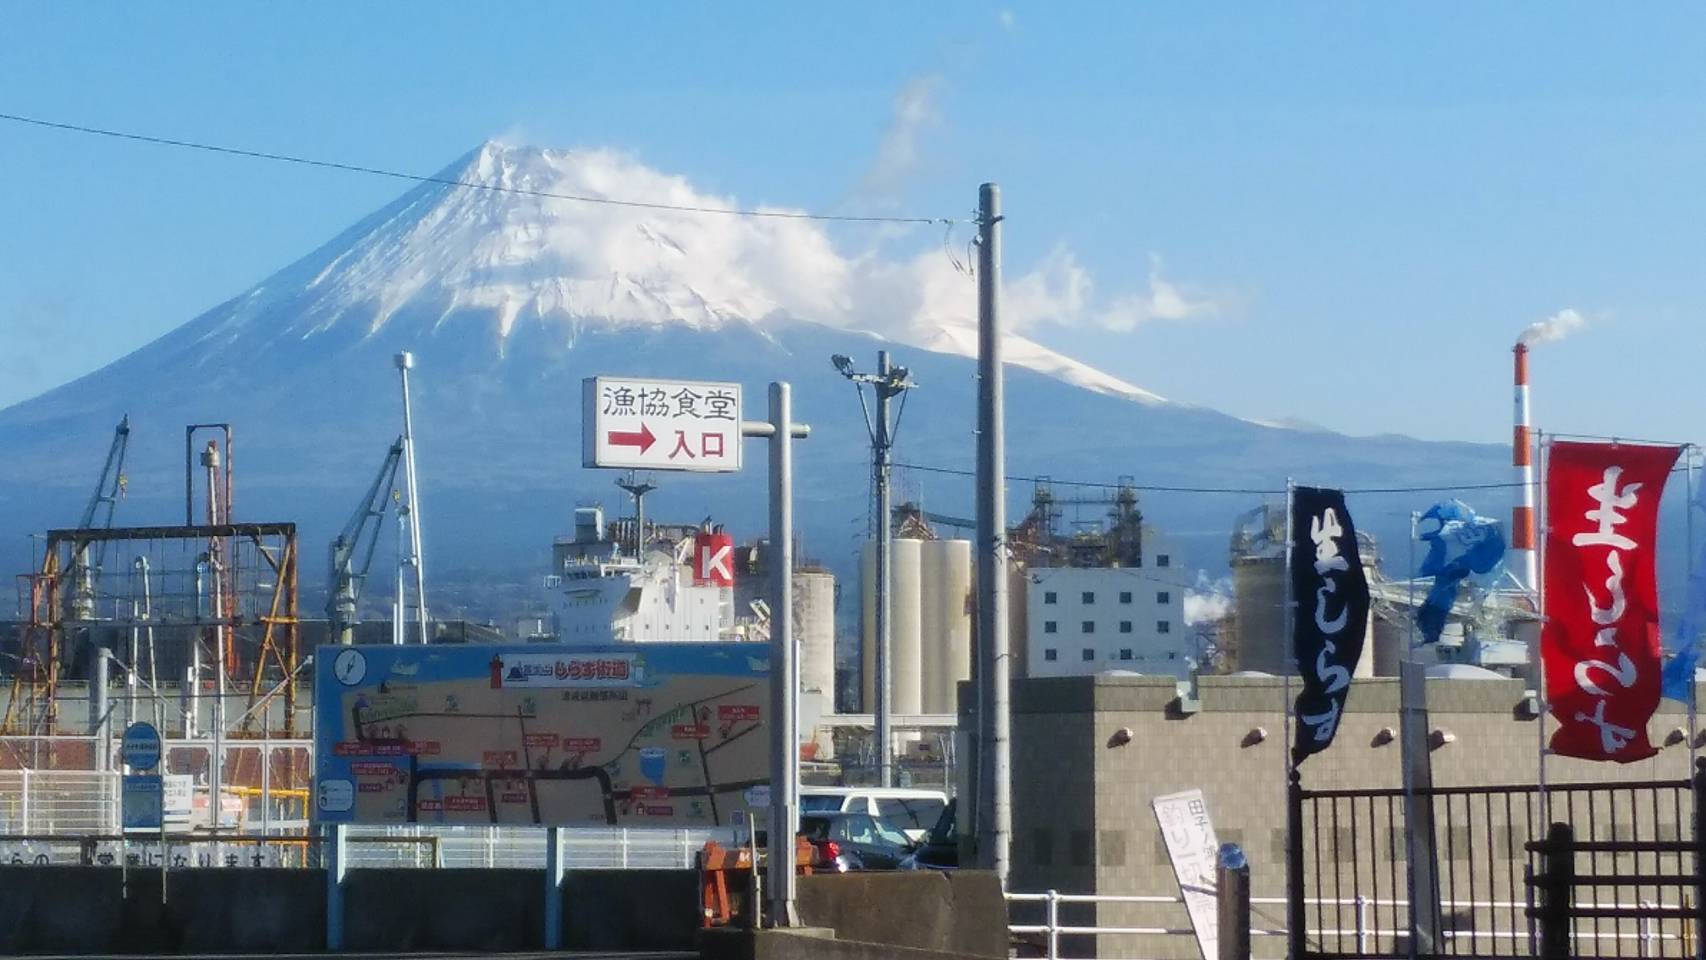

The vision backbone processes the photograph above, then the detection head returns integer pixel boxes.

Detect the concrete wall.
[797,870,1008,958]
[0,865,695,954]
[1011,672,1706,959]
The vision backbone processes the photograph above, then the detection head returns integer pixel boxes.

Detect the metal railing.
[1006,890,1696,960]
[1288,772,1700,959]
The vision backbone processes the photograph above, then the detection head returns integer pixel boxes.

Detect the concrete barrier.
[797,870,1008,958]
[345,867,541,951]
[0,865,1001,955]
[563,868,701,951]
[700,927,998,960]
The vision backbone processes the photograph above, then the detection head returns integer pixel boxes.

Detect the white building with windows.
[1024,551,1196,680]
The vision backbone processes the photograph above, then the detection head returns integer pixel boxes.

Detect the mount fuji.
[0,142,1508,623]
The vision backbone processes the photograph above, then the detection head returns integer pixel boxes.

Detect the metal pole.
[325,823,347,950]
[211,558,226,857]
[875,350,895,788]
[1217,845,1251,960]
[395,352,429,644]
[767,381,800,926]
[1281,481,1304,960]
[92,648,110,773]
[1536,432,1551,827]
[1688,447,1699,768]
[974,182,1010,882]
[1282,481,1295,768]
[544,827,565,948]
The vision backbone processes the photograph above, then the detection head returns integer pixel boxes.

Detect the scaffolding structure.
[4,522,303,740]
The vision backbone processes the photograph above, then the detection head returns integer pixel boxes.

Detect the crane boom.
[69,416,131,620]
[79,415,131,529]
[328,438,404,645]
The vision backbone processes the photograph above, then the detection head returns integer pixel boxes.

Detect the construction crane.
[68,415,131,621]
[6,415,129,735]
[327,438,404,645]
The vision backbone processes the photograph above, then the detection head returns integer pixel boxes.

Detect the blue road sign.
[121,722,162,772]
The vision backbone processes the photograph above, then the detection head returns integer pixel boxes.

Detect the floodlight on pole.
[830,351,916,787]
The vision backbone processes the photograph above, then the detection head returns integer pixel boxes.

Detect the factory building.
[1024,561,1194,679]
[1003,482,1197,680]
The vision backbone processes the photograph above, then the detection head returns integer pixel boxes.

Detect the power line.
[0,111,953,226]
[893,460,1532,496]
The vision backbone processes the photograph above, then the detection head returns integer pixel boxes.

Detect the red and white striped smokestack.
[1511,342,1538,594]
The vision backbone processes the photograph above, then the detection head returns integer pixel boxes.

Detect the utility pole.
[974,182,1011,882]
[741,383,810,927]
[395,352,429,644]
[831,351,915,787]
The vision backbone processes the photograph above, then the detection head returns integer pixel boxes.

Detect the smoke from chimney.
[1517,308,1586,347]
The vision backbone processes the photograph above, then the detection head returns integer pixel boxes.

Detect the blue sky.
[2,4,1703,443]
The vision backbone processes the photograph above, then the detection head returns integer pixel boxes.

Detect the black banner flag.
[1291,486,1370,765]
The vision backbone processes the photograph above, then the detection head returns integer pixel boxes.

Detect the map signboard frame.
[313,642,770,829]
[581,376,743,473]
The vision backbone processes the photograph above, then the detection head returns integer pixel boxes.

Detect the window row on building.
[1042,648,1182,662]
[1042,619,1171,634]
[1042,589,1173,606]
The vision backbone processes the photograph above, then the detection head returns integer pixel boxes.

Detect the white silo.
[794,570,837,703]
[891,537,925,723]
[921,539,974,713]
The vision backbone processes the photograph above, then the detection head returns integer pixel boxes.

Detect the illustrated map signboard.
[313,643,770,828]
[1153,789,1221,960]
[581,376,743,472]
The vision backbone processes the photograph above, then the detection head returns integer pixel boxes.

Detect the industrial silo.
[921,539,973,713]
[793,569,837,702]
[891,537,925,721]
[1232,554,1288,673]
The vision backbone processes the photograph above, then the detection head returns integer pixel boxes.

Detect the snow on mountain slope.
[167,141,1170,404]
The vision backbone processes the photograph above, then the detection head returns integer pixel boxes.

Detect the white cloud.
[1517,307,1587,347]
[856,75,943,199]
[1000,248,1220,334]
[997,9,1016,30]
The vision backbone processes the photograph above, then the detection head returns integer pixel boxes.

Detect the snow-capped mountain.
[0,142,1509,620]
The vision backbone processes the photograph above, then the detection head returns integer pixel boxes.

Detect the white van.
[798,787,949,842]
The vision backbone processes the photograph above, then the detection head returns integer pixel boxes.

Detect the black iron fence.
[1288,762,1704,959]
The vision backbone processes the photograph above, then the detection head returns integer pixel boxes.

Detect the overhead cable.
[0,111,953,225]
[893,461,1532,496]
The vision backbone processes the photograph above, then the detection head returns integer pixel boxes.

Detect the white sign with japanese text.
[1153,789,1220,960]
[582,377,742,473]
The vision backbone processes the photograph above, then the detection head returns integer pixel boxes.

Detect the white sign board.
[582,377,742,472]
[163,774,194,825]
[1153,789,1220,960]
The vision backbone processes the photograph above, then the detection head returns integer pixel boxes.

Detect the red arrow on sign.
[608,423,656,454]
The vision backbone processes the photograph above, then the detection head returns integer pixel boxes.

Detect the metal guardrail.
[1006,890,1693,960]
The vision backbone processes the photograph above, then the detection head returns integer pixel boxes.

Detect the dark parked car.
[900,797,957,870]
[798,811,915,870]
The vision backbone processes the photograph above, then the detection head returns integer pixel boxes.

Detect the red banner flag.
[1543,441,1681,762]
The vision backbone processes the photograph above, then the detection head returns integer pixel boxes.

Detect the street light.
[831,351,916,787]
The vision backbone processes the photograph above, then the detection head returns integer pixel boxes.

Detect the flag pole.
[1283,479,1297,780]
[1687,444,1699,768]
[1536,431,1550,826]
[1280,478,1302,960]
